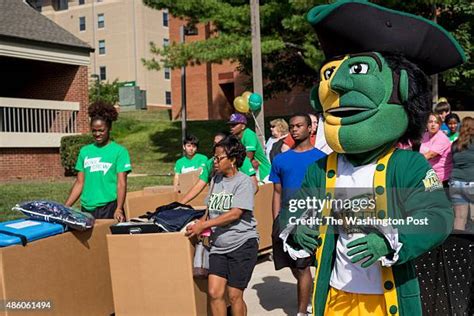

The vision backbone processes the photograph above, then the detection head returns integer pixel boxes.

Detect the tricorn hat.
[307,0,465,75]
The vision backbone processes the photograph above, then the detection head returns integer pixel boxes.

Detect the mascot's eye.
[349,63,369,74]
[323,68,335,80]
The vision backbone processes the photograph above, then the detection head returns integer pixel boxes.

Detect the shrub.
[60,134,94,176]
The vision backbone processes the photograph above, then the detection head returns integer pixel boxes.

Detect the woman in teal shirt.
[65,102,132,221]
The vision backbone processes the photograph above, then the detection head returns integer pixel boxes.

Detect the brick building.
[169,17,313,121]
[0,1,92,181]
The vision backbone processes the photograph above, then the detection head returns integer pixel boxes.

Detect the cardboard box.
[124,184,274,251]
[0,220,115,316]
[107,233,208,316]
[254,184,274,251]
[124,191,178,219]
[143,185,174,195]
[177,169,202,194]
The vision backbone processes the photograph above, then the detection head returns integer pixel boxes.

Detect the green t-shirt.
[75,141,132,211]
[241,128,271,181]
[199,157,256,183]
[447,131,459,142]
[174,153,208,174]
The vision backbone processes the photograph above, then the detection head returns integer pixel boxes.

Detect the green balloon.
[248,93,263,111]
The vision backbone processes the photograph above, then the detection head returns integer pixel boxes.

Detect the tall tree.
[143,0,473,104]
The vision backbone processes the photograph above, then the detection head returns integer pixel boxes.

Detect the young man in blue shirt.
[270,114,326,316]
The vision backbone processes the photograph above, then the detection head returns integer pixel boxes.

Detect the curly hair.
[88,101,118,127]
[384,53,431,145]
[214,135,247,168]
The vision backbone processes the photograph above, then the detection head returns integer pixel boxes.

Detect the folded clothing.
[140,202,205,232]
[13,200,95,231]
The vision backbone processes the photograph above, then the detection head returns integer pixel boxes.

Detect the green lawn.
[0,110,229,222]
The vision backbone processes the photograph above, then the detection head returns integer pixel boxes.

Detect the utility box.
[119,83,147,111]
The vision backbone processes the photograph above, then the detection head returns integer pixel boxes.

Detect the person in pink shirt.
[420,113,453,186]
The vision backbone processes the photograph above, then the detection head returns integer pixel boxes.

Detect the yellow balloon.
[242,91,252,101]
[233,96,249,113]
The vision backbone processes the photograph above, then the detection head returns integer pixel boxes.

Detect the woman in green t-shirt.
[65,102,132,221]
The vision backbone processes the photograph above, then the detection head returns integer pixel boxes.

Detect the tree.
[89,78,120,105]
[143,0,473,104]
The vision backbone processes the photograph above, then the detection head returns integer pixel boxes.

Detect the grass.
[0,110,228,222]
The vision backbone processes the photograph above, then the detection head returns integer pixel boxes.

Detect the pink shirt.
[420,131,452,181]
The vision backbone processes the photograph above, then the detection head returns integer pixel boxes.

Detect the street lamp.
[180,25,198,144]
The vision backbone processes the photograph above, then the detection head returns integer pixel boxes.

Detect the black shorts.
[272,217,314,270]
[209,238,258,290]
[82,200,117,219]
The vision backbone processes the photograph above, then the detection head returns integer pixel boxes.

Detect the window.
[79,0,85,5]
[164,67,170,80]
[97,14,105,28]
[165,91,172,105]
[99,67,106,81]
[79,16,86,31]
[163,38,169,47]
[162,11,169,27]
[98,40,106,55]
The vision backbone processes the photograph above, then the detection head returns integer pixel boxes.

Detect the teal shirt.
[241,128,271,181]
[174,153,208,174]
[75,141,132,211]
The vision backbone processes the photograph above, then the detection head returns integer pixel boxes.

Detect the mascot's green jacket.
[284,1,466,315]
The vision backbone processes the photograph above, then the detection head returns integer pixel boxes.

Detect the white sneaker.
[307,303,313,314]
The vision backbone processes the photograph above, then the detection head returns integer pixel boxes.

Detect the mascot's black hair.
[383,53,431,146]
[88,101,118,128]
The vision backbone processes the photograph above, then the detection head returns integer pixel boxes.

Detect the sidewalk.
[244,256,315,315]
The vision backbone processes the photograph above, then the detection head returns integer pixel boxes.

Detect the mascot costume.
[284,1,466,315]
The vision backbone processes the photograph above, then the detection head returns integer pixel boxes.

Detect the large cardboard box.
[107,233,208,316]
[124,184,274,251]
[254,184,274,251]
[124,190,178,219]
[142,185,174,195]
[0,220,114,316]
[177,169,202,194]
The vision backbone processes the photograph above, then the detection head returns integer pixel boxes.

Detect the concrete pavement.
[244,256,315,315]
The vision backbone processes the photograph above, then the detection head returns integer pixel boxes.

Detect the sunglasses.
[214,155,228,163]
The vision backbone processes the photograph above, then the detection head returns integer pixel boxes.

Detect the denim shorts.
[449,180,474,205]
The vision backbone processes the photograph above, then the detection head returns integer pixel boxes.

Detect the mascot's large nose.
[329,70,353,95]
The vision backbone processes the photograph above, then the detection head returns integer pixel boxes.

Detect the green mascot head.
[307,0,465,159]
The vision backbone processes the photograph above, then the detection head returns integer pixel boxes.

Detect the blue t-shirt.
[441,122,449,134]
[269,148,326,203]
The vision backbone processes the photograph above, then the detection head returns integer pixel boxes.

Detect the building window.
[165,91,172,105]
[99,67,107,81]
[163,38,169,47]
[79,0,85,5]
[98,40,106,55]
[164,67,170,80]
[79,16,86,31]
[163,11,169,27]
[97,14,105,28]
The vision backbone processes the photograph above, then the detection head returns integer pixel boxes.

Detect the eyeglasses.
[214,155,228,163]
